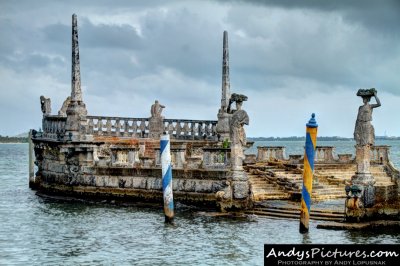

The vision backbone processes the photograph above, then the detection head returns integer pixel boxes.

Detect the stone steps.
[248,162,395,202]
[245,206,345,222]
[249,174,290,201]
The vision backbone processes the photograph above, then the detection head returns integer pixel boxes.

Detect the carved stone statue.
[354,88,381,146]
[219,92,251,208]
[229,94,249,171]
[40,95,51,115]
[347,88,381,213]
[58,96,71,116]
[149,100,165,138]
[150,100,165,118]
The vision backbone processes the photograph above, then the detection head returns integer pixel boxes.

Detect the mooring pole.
[300,113,318,234]
[161,133,174,223]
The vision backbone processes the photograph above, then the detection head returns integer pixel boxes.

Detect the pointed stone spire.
[65,14,88,141]
[221,31,230,112]
[66,13,86,116]
[71,13,82,102]
[216,31,232,141]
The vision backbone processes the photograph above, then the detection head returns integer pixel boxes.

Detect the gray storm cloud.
[0,0,399,137]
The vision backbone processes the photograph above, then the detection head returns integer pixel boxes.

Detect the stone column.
[216,31,231,141]
[65,14,88,141]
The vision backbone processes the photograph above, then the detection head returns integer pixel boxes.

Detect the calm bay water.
[1,143,399,265]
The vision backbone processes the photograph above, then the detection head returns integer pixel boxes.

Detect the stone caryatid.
[40,96,51,116]
[347,88,381,215]
[229,93,250,201]
[229,93,249,171]
[149,100,165,138]
[354,88,381,146]
[216,93,251,210]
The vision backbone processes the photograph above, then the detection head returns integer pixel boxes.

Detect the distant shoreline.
[1,136,399,144]
[248,136,400,141]
[0,142,27,144]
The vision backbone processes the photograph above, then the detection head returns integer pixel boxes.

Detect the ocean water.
[0,143,399,265]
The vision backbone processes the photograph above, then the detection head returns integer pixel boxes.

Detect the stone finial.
[71,14,82,103]
[221,30,230,112]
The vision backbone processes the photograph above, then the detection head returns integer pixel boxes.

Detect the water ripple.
[0,144,399,265]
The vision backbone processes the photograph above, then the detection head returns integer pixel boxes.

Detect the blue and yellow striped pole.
[161,133,174,223]
[300,113,318,233]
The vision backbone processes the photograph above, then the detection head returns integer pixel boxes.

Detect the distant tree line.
[0,135,28,143]
[248,136,400,141]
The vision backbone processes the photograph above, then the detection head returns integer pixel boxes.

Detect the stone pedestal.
[231,170,249,199]
[355,145,372,174]
[346,145,376,221]
[149,117,164,139]
[231,145,244,171]
[65,101,88,141]
[216,110,231,141]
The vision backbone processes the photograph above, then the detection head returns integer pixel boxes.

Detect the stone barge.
[30,15,400,222]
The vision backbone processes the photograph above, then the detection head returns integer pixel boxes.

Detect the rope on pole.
[161,133,174,223]
[300,113,318,234]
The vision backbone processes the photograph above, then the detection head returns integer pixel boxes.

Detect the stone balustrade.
[42,116,67,140]
[40,115,218,141]
[253,145,393,165]
[163,119,217,140]
[203,148,231,169]
[315,146,336,163]
[370,145,390,164]
[87,116,150,137]
[256,146,286,162]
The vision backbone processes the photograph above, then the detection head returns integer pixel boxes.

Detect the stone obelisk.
[65,14,88,141]
[221,31,230,113]
[216,31,232,141]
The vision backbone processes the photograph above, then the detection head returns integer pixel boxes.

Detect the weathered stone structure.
[30,15,400,220]
[30,16,253,211]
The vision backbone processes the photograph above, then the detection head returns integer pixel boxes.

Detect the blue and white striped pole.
[161,133,174,222]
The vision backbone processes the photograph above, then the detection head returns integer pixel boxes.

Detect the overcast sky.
[1,0,399,137]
